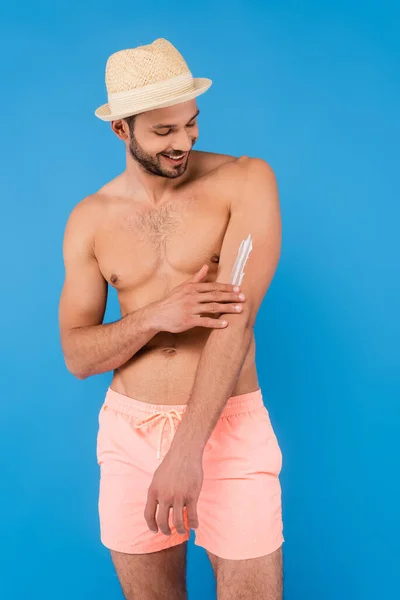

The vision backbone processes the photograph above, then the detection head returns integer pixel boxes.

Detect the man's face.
[126,100,199,178]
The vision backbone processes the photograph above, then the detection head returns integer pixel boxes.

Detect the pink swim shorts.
[96,386,284,560]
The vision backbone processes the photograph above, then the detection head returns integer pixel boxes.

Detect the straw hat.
[95,38,213,122]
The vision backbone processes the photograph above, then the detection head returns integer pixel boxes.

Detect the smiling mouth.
[161,153,187,164]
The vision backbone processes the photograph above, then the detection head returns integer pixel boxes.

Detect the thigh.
[97,402,190,553]
[195,403,284,560]
[207,545,283,600]
[111,542,188,600]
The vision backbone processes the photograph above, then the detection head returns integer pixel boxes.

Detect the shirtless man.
[59,39,284,599]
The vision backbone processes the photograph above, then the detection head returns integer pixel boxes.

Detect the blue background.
[1,1,399,598]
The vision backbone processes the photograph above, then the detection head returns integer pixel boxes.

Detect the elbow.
[61,332,90,379]
[64,357,90,380]
[74,370,89,381]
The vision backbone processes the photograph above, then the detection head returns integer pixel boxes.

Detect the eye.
[154,122,197,136]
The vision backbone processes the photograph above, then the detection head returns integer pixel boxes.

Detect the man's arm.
[170,157,282,454]
[59,198,159,379]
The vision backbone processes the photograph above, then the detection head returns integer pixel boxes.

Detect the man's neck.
[122,151,193,206]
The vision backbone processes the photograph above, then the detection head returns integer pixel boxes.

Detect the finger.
[196,291,245,304]
[186,498,199,530]
[157,503,172,536]
[188,264,209,283]
[201,302,243,314]
[196,317,228,329]
[173,500,188,535]
[144,489,158,533]
[196,281,241,293]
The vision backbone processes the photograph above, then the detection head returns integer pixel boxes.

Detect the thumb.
[189,264,209,283]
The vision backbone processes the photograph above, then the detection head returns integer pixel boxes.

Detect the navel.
[161,347,177,357]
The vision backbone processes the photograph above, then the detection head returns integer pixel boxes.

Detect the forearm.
[63,305,159,379]
[170,320,254,454]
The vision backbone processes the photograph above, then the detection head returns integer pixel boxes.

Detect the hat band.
[108,72,195,114]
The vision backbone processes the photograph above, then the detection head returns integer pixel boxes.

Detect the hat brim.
[94,77,212,122]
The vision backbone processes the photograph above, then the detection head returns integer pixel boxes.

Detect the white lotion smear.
[230,233,253,286]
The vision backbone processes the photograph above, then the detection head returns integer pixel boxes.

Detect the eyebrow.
[151,109,200,130]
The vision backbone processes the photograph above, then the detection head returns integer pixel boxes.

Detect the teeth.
[165,154,184,160]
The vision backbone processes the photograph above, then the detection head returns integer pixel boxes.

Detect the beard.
[128,133,193,179]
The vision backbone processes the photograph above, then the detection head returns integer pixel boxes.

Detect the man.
[59,38,284,599]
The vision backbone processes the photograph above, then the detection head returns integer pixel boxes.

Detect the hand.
[144,264,246,334]
[144,449,204,536]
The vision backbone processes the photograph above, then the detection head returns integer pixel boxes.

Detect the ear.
[111,119,129,141]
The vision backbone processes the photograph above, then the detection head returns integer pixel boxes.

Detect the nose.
[170,130,194,153]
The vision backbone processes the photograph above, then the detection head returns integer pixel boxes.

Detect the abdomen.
[111,328,257,404]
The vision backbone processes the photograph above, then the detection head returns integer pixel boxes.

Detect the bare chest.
[94,187,230,307]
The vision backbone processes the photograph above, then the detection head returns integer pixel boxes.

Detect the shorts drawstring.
[134,410,183,460]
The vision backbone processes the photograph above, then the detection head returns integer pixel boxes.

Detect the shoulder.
[240,157,277,198]
[63,193,105,254]
[65,193,104,226]
[219,156,278,210]
[66,170,122,223]
[191,150,238,178]
[212,154,277,185]
[191,151,255,188]
[236,156,277,184]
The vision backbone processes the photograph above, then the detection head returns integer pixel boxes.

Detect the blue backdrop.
[1,1,399,598]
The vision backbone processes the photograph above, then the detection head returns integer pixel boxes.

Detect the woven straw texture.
[105,38,190,94]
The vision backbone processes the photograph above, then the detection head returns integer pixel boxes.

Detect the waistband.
[103,386,266,419]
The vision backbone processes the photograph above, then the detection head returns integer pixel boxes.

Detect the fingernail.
[233,286,240,292]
